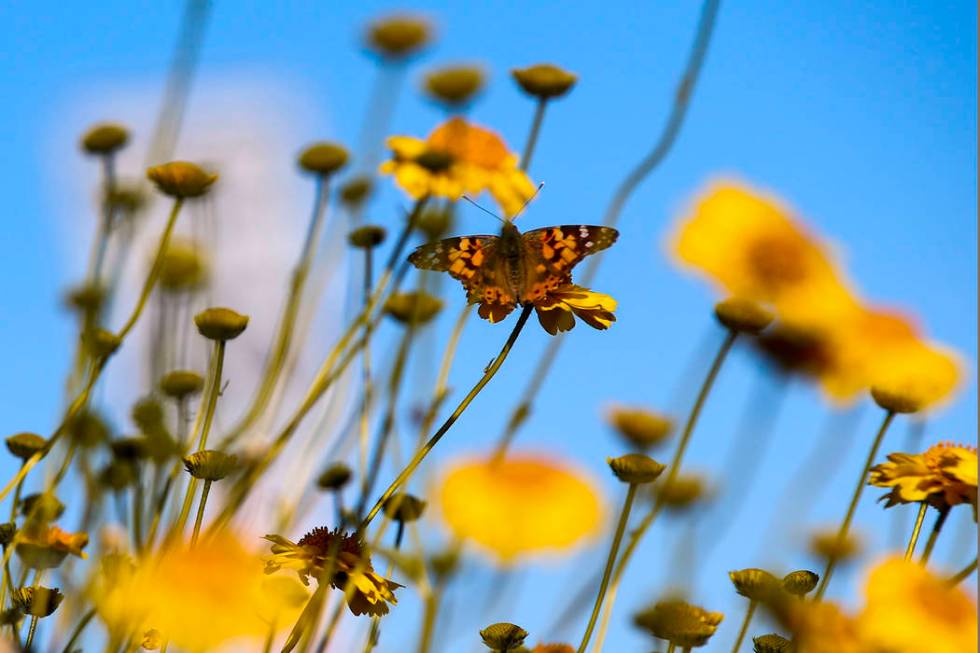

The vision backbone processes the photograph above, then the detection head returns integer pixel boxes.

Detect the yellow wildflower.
[778,600,864,653]
[379,117,536,217]
[15,525,88,569]
[670,181,859,331]
[263,527,401,616]
[869,442,977,510]
[533,284,617,335]
[857,556,977,653]
[633,599,724,648]
[437,452,604,564]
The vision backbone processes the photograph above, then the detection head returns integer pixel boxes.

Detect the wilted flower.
[263,527,401,616]
[437,453,604,564]
[380,117,536,217]
[633,599,724,648]
[869,442,977,511]
[533,284,616,335]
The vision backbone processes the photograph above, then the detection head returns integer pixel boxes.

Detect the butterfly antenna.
[510,182,545,222]
[461,195,506,224]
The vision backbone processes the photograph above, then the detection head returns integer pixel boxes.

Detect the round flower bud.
[424,65,486,106]
[146,161,218,198]
[480,622,528,651]
[81,123,129,155]
[809,528,862,562]
[383,493,427,522]
[366,15,432,59]
[714,297,774,334]
[348,225,387,249]
[607,453,666,484]
[511,64,578,99]
[298,142,349,176]
[11,586,63,618]
[20,493,65,522]
[384,291,443,325]
[66,410,109,448]
[870,386,921,415]
[656,473,710,512]
[84,328,122,359]
[64,283,106,315]
[605,405,674,450]
[633,600,723,648]
[728,568,779,601]
[194,307,249,341]
[339,176,373,207]
[159,369,205,399]
[183,450,238,481]
[414,206,454,241]
[316,463,352,491]
[6,433,47,461]
[106,181,147,214]
[159,238,209,292]
[752,634,792,653]
[111,437,147,461]
[99,461,136,491]
[430,547,460,581]
[0,523,16,546]
[781,570,819,597]
[131,397,165,433]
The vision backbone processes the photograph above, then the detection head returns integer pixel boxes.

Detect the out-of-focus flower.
[533,284,616,335]
[366,14,432,60]
[348,225,386,249]
[424,64,486,107]
[605,404,674,450]
[379,117,536,217]
[866,337,963,414]
[297,142,349,176]
[15,525,88,569]
[713,297,774,334]
[530,644,575,653]
[778,600,863,653]
[809,527,862,563]
[159,369,205,400]
[511,64,578,100]
[5,432,47,461]
[384,291,444,325]
[93,534,298,650]
[437,453,604,564]
[146,161,218,199]
[158,237,209,293]
[263,527,401,616]
[633,599,724,648]
[857,556,977,653]
[194,307,249,341]
[670,181,859,331]
[869,442,977,511]
[81,122,129,155]
[655,473,712,513]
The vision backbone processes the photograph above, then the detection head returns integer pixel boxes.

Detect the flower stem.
[919,505,950,565]
[190,479,212,546]
[904,502,928,561]
[521,99,547,172]
[60,607,96,653]
[730,600,757,653]
[947,557,977,585]
[577,483,638,653]
[361,304,534,529]
[814,409,896,601]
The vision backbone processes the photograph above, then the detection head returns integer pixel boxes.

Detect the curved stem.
[730,600,757,653]
[904,502,928,561]
[947,557,977,585]
[60,607,97,653]
[361,305,534,529]
[577,484,638,653]
[814,409,896,600]
[919,505,950,566]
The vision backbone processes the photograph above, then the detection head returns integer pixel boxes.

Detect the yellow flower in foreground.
[857,557,977,653]
[869,442,977,510]
[15,525,88,570]
[779,600,864,653]
[670,181,858,331]
[437,453,604,564]
[865,336,963,413]
[533,284,617,335]
[264,527,401,616]
[379,117,536,216]
[93,534,304,650]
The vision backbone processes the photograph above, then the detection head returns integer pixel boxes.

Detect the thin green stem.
[947,557,977,585]
[9,461,25,522]
[190,479,212,546]
[25,615,38,651]
[60,607,97,653]
[919,505,950,565]
[904,502,928,561]
[577,484,638,653]
[666,643,676,653]
[814,409,896,600]
[418,304,472,448]
[361,304,534,529]
[730,600,757,653]
[89,153,118,283]
[521,99,547,172]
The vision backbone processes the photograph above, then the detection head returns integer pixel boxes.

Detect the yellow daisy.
[532,284,617,335]
[869,442,977,511]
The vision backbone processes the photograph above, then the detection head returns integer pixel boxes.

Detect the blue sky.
[0,1,976,651]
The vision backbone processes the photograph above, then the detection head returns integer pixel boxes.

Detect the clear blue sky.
[0,1,976,651]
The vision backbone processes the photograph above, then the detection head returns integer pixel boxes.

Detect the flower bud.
[656,473,710,512]
[106,181,147,214]
[11,586,63,617]
[430,547,460,581]
[511,64,577,99]
[159,369,205,399]
[194,307,249,341]
[809,528,862,562]
[781,570,819,597]
[111,437,148,461]
[752,634,792,653]
[605,405,673,450]
[298,142,349,176]
[84,328,122,359]
[131,397,165,433]
[146,161,218,198]
[633,600,723,648]
[384,291,444,325]
[339,176,373,207]
[870,386,921,414]
[5,433,47,461]
[383,493,426,522]
[66,410,109,448]
[0,523,15,546]
[424,65,486,106]
[349,225,387,249]
[366,15,432,59]
[99,461,136,491]
[414,205,454,241]
[64,283,106,315]
[21,493,65,522]
[607,453,666,484]
[183,450,238,481]
[728,568,779,601]
[81,123,129,155]
[714,297,774,334]
[158,238,209,292]
[316,463,352,491]
[480,622,528,651]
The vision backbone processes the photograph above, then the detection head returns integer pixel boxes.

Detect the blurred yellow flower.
[93,533,304,650]
[857,556,977,653]
[533,284,617,335]
[264,527,401,616]
[869,442,977,511]
[865,336,963,413]
[780,600,864,653]
[15,525,88,570]
[379,117,536,216]
[437,453,604,564]
[670,181,859,331]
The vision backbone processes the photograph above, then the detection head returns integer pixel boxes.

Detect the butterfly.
[408,221,619,322]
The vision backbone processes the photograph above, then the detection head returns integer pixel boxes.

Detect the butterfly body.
[409,221,618,322]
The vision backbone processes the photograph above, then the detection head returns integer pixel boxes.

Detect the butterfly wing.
[408,235,518,322]
[519,225,619,302]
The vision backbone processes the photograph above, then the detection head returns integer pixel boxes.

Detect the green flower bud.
[511,64,577,99]
[714,297,774,334]
[159,370,205,399]
[424,65,486,106]
[67,410,110,448]
[194,307,249,341]
[132,397,165,433]
[655,473,711,512]
[384,291,443,325]
[633,600,723,648]
[607,453,666,484]
[753,634,793,653]
[64,283,106,314]
[348,225,387,249]
[11,586,63,617]
[781,570,819,597]
[298,142,349,176]
[99,461,136,491]
[20,493,65,522]
[382,493,426,522]
[605,405,674,450]
[728,568,779,601]
[81,123,129,155]
[158,238,209,292]
[339,176,373,207]
[366,15,432,59]
[316,463,352,491]
[84,328,122,359]
[414,205,454,241]
[870,386,922,415]
[480,622,528,651]
[146,161,218,198]
[5,433,47,461]
[183,450,238,481]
